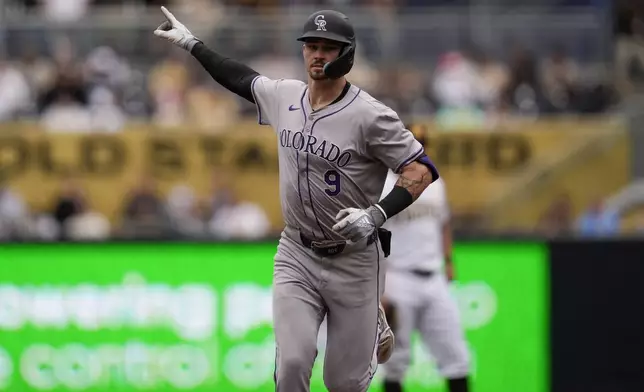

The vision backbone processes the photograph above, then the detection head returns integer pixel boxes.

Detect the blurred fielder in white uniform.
[379,169,471,392]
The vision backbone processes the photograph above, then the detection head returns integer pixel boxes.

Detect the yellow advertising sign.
[0,117,625,230]
[0,129,282,228]
[408,118,625,215]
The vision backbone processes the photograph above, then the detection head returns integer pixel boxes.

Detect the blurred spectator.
[121,69,153,118]
[40,0,90,23]
[16,44,58,114]
[431,51,487,129]
[25,214,61,241]
[38,69,87,114]
[83,46,135,125]
[537,193,574,236]
[209,192,271,240]
[51,176,85,239]
[203,171,271,239]
[166,184,196,220]
[48,176,111,241]
[40,92,93,132]
[209,172,235,217]
[65,211,111,241]
[88,86,127,132]
[0,181,29,241]
[473,50,510,113]
[148,53,190,128]
[119,175,172,239]
[614,3,644,97]
[501,45,545,118]
[84,46,132,96]
[432,51,481,109]
[166,184,202,236]
[0,57,31,121]
[166,184,215,238]
[392,66,434,118]
[540,46,580,112]
[576,198,620,237]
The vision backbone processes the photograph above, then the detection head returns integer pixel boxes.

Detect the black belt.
[300,230,378,257]
[410,269,434,278]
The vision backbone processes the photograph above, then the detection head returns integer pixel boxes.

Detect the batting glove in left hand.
[332,206,386,243]
[153,6,201,52]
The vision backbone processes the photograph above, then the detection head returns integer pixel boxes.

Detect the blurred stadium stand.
[0,0,643,241]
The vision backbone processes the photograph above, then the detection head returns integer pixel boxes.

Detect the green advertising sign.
[0,242,548,392]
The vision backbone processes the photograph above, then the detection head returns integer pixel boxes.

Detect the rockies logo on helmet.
[314,15,327,31]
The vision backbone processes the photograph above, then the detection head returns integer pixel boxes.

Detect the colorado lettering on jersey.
[279,128,353,167]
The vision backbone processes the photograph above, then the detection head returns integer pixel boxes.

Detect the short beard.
[309,64,329,81]
[309,70,329,80]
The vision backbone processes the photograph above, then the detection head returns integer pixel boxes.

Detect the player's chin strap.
[323,43,355,79]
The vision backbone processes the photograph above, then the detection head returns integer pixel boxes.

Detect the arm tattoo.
[396,171,433,200]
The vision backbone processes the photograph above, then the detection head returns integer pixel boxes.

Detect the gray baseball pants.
[272,226,385,392]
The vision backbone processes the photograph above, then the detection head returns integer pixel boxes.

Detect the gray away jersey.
[251,75,424,241]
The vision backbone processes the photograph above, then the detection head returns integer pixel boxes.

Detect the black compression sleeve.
[190,42,260,104]
[376,186,414,220]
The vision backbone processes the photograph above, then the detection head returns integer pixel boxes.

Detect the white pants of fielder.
[383,269,470,381]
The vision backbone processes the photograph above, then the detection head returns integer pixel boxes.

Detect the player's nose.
[312,55,326,64]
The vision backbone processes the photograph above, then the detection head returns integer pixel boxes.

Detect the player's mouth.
[311,63,325,71]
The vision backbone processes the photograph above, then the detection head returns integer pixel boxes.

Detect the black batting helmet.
[296,10,356,79]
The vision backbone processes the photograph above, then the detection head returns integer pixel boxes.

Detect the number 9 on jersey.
[324,170,341,196]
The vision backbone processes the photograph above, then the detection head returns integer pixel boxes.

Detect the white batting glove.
[332,206,386,243]
[153,6,201,52]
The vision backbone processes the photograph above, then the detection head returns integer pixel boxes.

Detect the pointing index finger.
[160,6,178,25]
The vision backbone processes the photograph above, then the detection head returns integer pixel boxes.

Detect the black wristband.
[376,185,413,220]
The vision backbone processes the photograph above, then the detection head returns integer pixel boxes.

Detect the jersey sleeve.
[250,75,282,126]
[367,108,425,173]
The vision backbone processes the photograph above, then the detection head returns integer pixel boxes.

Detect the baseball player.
[154,7,439,391]
[379,166,471,392]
